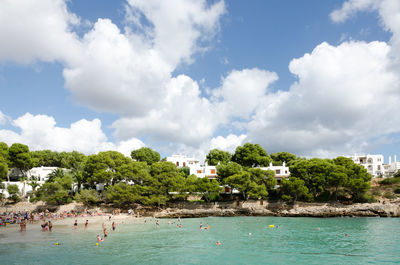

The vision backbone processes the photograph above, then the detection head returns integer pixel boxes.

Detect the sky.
[0,0,400,162]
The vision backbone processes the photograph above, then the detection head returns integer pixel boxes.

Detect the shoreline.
[1,200,400,219]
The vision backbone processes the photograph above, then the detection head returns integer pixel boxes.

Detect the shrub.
[383,192,396,200]
[379,178,400,185]
[7,184,21,203]
[393,188,400,194]
[372,190,382,196]
[74,189,100,205]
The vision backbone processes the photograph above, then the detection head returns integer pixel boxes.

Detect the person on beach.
[48,221,53,232]
[74,220,78,229]
[112,222,116,231]
[85,220,89,229]
[20,219,26,232]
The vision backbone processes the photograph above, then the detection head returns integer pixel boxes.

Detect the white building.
[347,154,385,177]
[1,166,62,198]
[166,155,217,179]
[259,162,290,184]
[384,155,400,177]
[166,155,200,168]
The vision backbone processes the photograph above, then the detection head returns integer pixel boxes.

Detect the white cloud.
[247,41,400,157]
[209,134,247,153]
[0,0,81,64]
[0,112,144,155]
[330,0,380,23]
[0,111,8,125]
[214,68,278,119]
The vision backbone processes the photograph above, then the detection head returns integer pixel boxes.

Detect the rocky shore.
[2,200,400,218]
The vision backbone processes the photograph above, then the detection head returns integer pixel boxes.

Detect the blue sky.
[0,0,399,161]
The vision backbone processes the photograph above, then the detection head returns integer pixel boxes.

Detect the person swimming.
[104,228,108,238]
[216,240,222,246]
[74,220,78,229]
[85,220,89,229]
[97,235,104,242]
[112,222,116,231]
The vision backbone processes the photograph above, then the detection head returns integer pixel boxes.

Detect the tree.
[36,182,70,205]
[8,143,33,179]
[7,184,21,203]
[232,143,271,167]
[247,168,277,192]
[270,152,297,166]
[47,168,66,182]
[70,162,85,192]
[74,189,100,205]
[83,151,131,186]
[216,162,243,183]
[225,172,252,200]
[131,147,160,165]
[149,162,186,200]
[205,149,231,166]
[280,177,311,203]
[0,142,9,164]
[327,165,347,201]
[195,178,222,202]
[0,156,8,181]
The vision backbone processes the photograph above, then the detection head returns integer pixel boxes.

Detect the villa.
[166,154,217,179]
[258,162,290,184]
[347,154,385,177]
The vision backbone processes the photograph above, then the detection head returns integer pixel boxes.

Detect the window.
[276,169,281,174]
[176,162,179,166]
[197,170,202,174]
[183,162,186,167]
[211,169,216,174]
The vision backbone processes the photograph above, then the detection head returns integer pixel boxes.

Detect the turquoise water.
[1,217,399,264]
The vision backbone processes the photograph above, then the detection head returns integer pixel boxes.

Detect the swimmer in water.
[97,235,104,242]
[216,240,222,246]
[74,220,78,229]
[112,222,116,231]
[85,220,89,229]
[200,222,203,229]
[104,228,108,238]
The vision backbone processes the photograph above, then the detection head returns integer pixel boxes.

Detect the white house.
[384,155,400,177]
[166,154,200,168]
[347,154,385,177]
[1,166,62,198]
[166,155,217,179]
[259,162,290,184]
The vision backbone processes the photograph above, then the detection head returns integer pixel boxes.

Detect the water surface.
[1,217,399,264]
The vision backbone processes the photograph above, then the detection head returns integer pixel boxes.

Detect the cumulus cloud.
[0,0,81,64]
[0,112,144,156]
[209,134,247,153]
[247,41,400,157]
[0,111,9,125]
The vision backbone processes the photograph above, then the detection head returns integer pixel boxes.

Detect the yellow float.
[268,224,274,228]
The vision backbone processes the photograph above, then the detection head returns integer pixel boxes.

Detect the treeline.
[0,142,373,206]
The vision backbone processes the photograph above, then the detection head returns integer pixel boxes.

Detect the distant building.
[166,155,217,179]
[258,162,290,184]
[384,155,400,177]
[347,154,385,177]
[1,166,64,198]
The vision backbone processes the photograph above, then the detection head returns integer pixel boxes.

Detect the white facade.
[189,165,217,179]
[259,162,290,184]
[166,155,200,168]
[384,155,400,177]
[166,155,217,179]
[347,154,385,177]
[1,167,63,198]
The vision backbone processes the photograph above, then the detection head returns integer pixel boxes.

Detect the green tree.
[224,172,252,200]
[270,152,297,166]
[0,156,8,181]
[47,168,67,182]
[0,142,9,164]
[327,165,347,201]
[36,182,70,205]
[74,189,100,205]
[280,177,311,203]
[247,168,277,192]
[8,143,33,179]
[232,143,271,167]
[205,149,231,166]
[131,147,160,165]
[7,184,21,203]
[149,162,186,200]
[195,178,222,202]
[216,162,243,183]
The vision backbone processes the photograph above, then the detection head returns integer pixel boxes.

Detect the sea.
[0,216,399,265]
